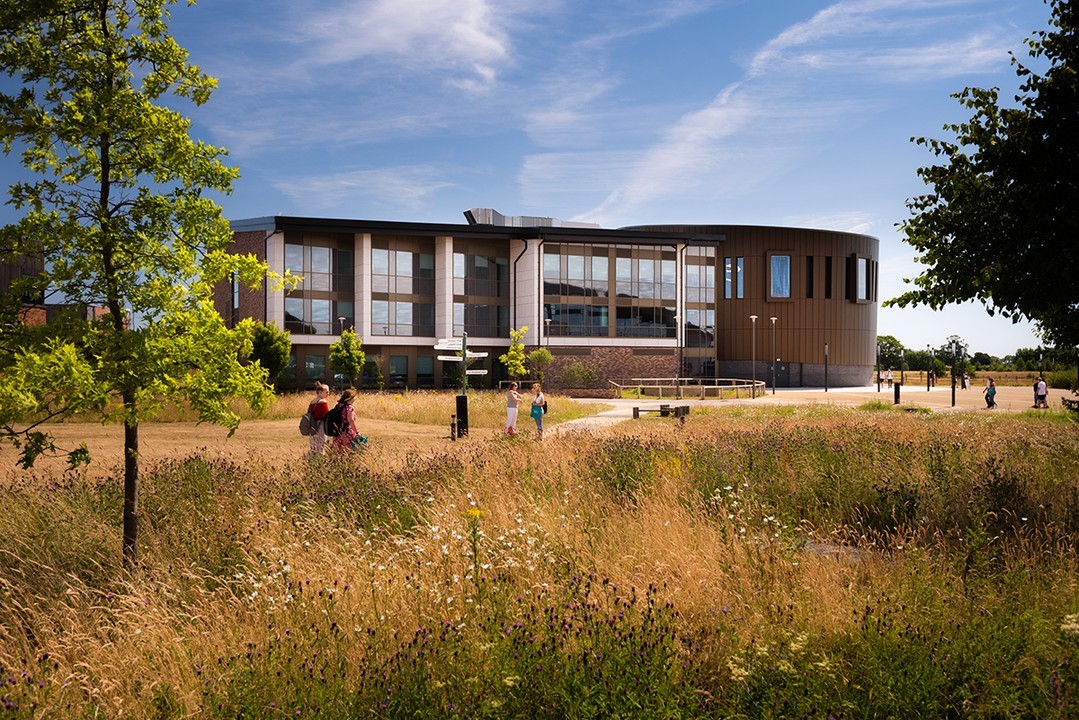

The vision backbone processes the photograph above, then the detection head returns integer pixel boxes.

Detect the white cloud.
[285,0,522,92]
[566,0,1024,224]
[273,166,455,210]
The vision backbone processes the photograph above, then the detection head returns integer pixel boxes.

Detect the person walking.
[505,381,522,434]
[983,378,997,409]
[331,389,362,451]
[1035,377,1048,408]
[529,382,546,439]
[308,382,331,453]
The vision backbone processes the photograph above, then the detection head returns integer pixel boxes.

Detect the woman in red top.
[308,382,331,454]
[332,388,361,452]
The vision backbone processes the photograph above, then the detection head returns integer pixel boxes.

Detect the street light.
[750,315,758,398]
[769,316,777,395]
[877,341,882,392]
[338,315,346,335]
[673,313,683,398]
[900,349,905,385]
[824,342,829,392]
[544,317,551,347]
[951,340,957,407]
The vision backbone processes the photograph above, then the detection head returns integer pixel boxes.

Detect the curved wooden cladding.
[709,225,878,368]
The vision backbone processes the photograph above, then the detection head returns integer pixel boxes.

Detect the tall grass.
[54,390,602,429]
[2,406,1077,717]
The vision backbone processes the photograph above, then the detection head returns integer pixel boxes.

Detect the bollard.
[893,382,901,405]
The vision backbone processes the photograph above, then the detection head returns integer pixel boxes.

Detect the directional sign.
[434,338,462,351]
[466,369,488,375]
[437,355,464,362]
[465,351,488,359]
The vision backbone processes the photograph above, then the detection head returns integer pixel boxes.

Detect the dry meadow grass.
[2,400,1077,717]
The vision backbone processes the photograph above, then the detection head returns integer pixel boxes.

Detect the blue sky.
[7,0,1056,356]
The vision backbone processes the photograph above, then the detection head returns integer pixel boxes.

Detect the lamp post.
[824,342,829,392]
[338,315,346,335]
[877,341,882,392]
[544,317,551,347]
[927,344,931,391]
[769,316,777,395]
[673,313,683,398]
[951,340,957,408]
[900,349,905,385]
[750,315,758,398]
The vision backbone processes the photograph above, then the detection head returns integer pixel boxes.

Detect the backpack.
[324,403,346,437]
[298,411,317,436]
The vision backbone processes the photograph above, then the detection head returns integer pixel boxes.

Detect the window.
[305,353,326,382]
[389,356,408,387]
[825,256,833,299]
[806,256,814,299]
[857,257,869,301]
[453,302,509,337]
[736,257,744,299]
[724,257,732,299]
[769,254,791,299]
[545,303,609,337]
[283,242,355,334]
[416,356,435,387]
[372,300,433,336]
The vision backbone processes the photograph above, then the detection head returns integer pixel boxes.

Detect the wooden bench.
[632,404,690,424]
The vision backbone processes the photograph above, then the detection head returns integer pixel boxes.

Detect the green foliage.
[362,358,384,391]
[249,322,291,385]
[559,359,600,388]
[1046,369,1076,390]
[499,326,529,379]
[328,328,366,387]
[526,347,553,383]
[888,0,1079,347]
[0,0,286,563]
[876,334,905,369]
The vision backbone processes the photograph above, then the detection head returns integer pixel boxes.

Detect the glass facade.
[284,239,354,335]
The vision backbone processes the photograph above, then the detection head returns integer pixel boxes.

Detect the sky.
[5,0,1057,357]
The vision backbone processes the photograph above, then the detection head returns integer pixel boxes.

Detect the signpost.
[434,333,479,437]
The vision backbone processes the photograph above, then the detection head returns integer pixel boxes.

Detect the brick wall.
[542,346,678,389]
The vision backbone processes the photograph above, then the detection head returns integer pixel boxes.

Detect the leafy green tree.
[328,328,366,387]
[526,347,553,383]
[499,326,528,379]
[887,0,1079,347]
[0,0,284,566]
[250,322,292,386]
[875,335,905,370]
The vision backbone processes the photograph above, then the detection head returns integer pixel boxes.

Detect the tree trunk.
[122,392,139,568]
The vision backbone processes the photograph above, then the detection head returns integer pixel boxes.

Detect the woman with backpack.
[529,382,546,439]
[307,382,331,453]
[328,389,361,452]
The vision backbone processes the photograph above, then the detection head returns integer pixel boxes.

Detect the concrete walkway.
[554,383,1071,434]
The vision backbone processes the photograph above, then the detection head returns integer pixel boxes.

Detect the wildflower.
[464,507,485,520]
[1062,614,1079,636]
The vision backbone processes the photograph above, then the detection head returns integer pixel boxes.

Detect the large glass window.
[453,302,509,337]
[283,241,355,335]
[770,254,791,299]
[305,353,326,382]
[614,306,676,338]
[372,300,434,336]
[857,257,869,301]
[685,308,715,348]
[545,303,609,337]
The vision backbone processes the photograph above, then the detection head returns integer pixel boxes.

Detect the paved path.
[554,384,1070,434]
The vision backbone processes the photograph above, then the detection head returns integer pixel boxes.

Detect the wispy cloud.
[274,166,455,209]
[571,0,1023,224]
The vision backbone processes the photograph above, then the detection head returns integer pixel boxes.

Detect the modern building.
[220,211,879,390]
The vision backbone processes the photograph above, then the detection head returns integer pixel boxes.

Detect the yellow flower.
[464,507,486,520]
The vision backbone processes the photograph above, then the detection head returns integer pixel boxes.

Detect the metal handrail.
[608,377,766,399]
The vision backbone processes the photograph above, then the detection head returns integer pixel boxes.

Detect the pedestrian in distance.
[330,388,363,452]
[1036,376,1049,408]
[505,381,522,435]
[530,382,546,439]
[308,382,331,453]
[886,370,893,388]
[983,377,997,409]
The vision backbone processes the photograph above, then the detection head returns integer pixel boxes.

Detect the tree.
[328,328,365,387]
[887,0,1079,348]
[0,0,284,566]
[875,334,905,370]
[526,347,553,383]
[250,322,291,386]
[499,326,528,379]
